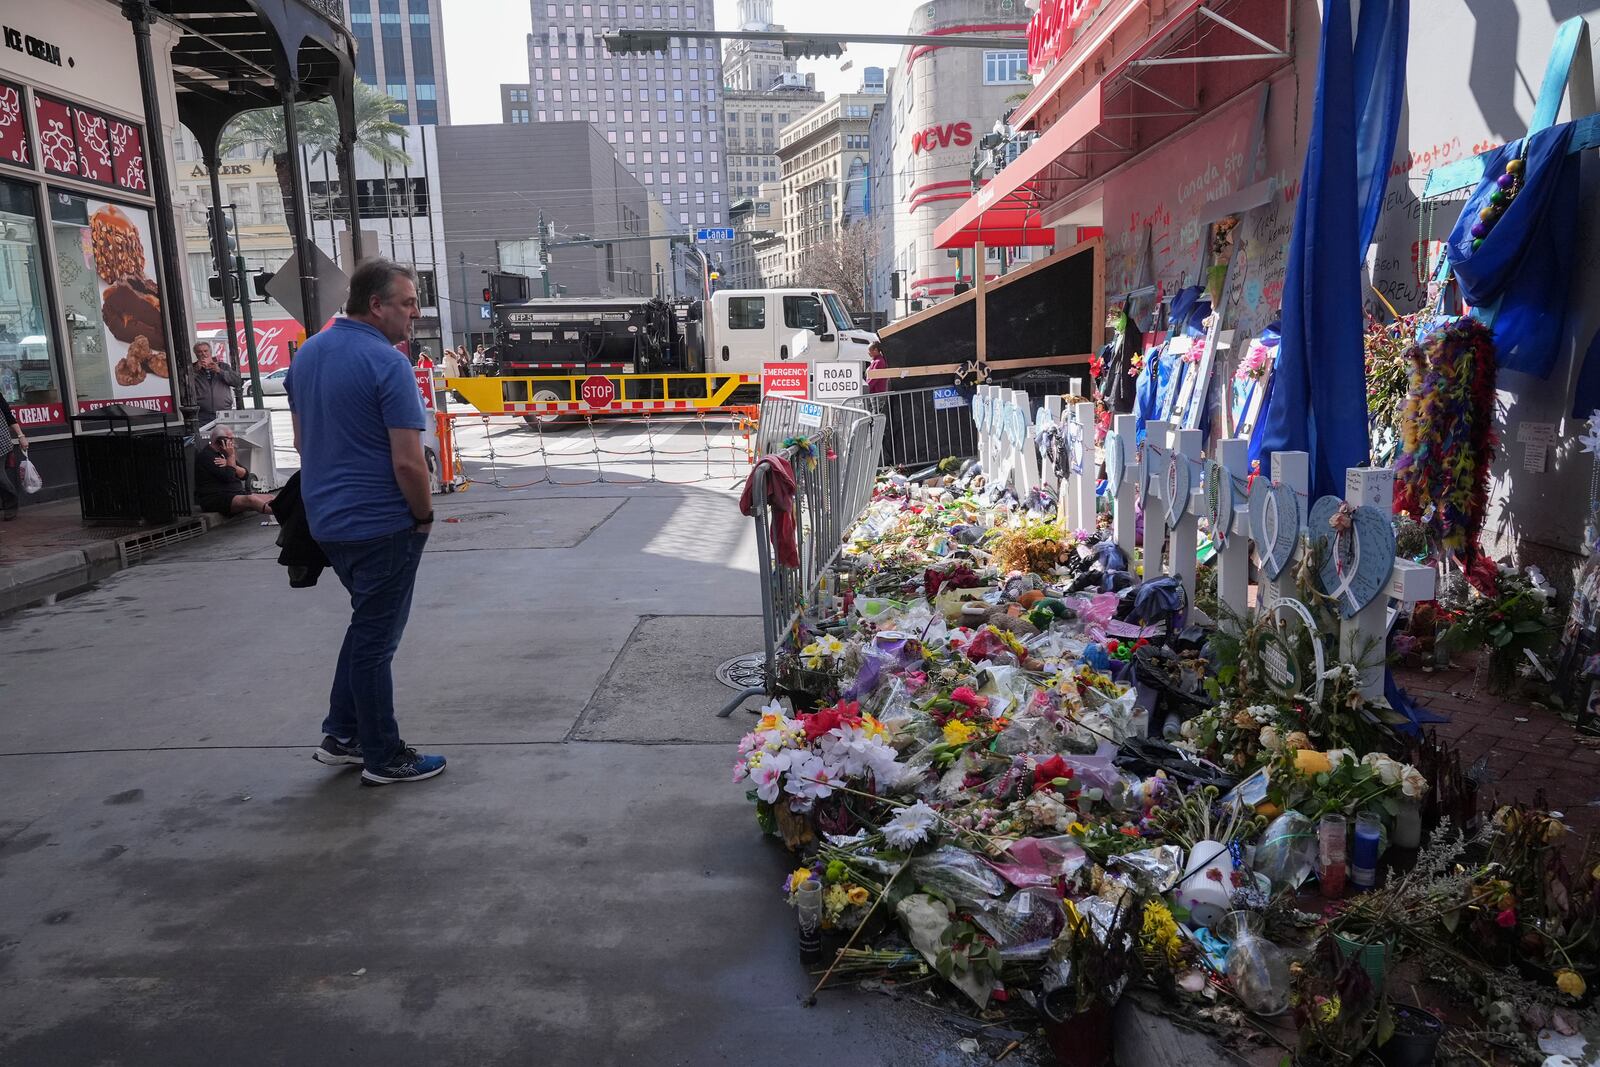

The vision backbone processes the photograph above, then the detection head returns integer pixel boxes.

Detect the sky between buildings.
[441,0,906,124]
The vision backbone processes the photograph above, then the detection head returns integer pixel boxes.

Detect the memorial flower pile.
[730,473,1594,1066]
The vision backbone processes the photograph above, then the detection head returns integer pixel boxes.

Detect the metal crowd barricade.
[861,374,1082,468]
[718,396,885,717]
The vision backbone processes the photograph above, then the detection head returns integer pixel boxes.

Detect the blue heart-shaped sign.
[973,392,989,431]
[1249,477,1302,580]
[1307,496,1398,618]
[1105,432,1127,497]
[1068,417,1085,474]
[1008,404,1027,448]
[1164,452,1193,527]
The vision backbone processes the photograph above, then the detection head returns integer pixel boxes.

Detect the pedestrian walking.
[285,258,446,786]
[0,392,26,519]
[188,340,241,427]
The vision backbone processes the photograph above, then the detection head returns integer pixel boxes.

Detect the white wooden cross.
[1138,420,1204,605]
[1339,468,1437,701]
[1105,413,1141,558]
[1066,397,1096,534]
[1008,388,1041,500]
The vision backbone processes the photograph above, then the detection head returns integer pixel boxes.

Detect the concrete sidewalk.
[0,497,230,616]
[0,477,1053,1066]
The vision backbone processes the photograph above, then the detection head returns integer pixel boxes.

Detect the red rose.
[1032,755,1073,790]
[1496,908,1518,928]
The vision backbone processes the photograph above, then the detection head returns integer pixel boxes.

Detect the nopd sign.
[911,122,973,155]
[1028,0,1096,74]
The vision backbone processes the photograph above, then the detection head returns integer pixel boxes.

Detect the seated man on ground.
[195,426,274,516]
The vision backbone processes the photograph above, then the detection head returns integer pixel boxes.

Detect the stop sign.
[580,375,616,409]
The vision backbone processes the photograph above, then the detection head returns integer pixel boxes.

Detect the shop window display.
[49,191,173,413]
[0,179,64,430]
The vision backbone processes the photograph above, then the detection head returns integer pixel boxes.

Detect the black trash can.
[71,407,194,524]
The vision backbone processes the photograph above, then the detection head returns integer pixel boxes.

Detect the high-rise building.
[723,0,797,92]
[777,93,880,287]
[524,1,728,231]
[345,0,452,125]
[720,0,821,205]
[502,83,534,123]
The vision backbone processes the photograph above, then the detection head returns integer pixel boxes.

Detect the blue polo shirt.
[285,317,427,543]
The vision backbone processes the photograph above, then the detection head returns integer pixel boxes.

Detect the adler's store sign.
[1028,0,1098,74]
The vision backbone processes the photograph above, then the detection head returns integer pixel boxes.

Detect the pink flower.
[1496,908,1518,929]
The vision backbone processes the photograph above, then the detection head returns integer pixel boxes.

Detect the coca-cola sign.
[1028,0,1096,74]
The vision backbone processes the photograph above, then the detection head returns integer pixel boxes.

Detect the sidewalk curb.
[0,513,228,616]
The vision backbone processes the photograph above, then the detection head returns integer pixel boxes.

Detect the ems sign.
[911,122,973,155]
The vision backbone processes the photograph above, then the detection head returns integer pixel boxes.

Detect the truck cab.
[708,288,876,374]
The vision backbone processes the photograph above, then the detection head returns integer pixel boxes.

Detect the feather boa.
[1392,318,1499,558]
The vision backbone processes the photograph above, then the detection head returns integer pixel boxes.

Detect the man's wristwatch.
[413,510,435,526]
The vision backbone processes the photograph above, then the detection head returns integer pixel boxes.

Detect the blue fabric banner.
[1445,122,1579,380]
[1260,0,1409,501]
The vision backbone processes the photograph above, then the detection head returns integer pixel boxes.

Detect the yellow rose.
[847,886,870,906]
[1295,750,1332,775]
[1557,970,1586,998]
[790,867,813,888]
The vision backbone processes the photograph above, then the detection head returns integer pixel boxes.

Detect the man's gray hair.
[346,258,418,316]
[209,424,234,442]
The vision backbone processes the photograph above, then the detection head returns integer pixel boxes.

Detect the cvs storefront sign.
[1028,0,1096,74]
[911,122,973,155]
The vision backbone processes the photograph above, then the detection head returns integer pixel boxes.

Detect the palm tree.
[218,81,411,230]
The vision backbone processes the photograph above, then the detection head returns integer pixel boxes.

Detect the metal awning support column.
[123,0,197,423]
[276,66,322,332]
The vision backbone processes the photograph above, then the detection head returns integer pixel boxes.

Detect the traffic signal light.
[890,271,901,299]
[207,208,238,273]
[604,30,670,55]
[208,273,239,302]
[253,271,273,299]
[483,287,493,302]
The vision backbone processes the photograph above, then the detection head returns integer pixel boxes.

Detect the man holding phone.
[286,258,446,786]
[188,340,241,427]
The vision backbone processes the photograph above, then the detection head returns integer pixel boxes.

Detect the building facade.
[776,92,879,287]
[725,180,781,289]
[438,122,654,342]
[878,0,1044,312]
[722,82,822,203]
[501,83,533,123]
[345,0,451,125]
[524,0,728,231]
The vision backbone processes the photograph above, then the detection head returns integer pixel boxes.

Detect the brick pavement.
[1396,657,1600,841]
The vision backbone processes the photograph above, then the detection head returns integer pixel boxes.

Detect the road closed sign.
[762,362,809,399]
[812,361,864,400]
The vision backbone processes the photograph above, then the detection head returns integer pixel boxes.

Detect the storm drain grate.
[715,652,767,692]
[117,519,208,565]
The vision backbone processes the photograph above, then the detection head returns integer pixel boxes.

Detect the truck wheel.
[522,387,576,432]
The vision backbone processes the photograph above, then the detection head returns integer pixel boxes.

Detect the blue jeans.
[318,528,429,771]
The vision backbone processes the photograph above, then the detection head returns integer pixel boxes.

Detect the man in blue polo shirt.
[286,258,446,786]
